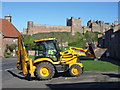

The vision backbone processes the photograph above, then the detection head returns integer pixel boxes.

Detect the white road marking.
[15,68,17,69]
[4,68,14,71]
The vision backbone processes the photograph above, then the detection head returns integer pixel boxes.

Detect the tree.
[23,35,35,50]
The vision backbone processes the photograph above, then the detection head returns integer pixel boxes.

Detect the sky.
[1,2,118,32]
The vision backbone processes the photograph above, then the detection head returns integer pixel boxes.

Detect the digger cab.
[34,38,61,61]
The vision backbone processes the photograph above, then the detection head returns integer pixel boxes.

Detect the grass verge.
[81,60,120,71]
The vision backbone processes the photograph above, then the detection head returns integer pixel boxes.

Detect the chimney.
[4,14,12,23]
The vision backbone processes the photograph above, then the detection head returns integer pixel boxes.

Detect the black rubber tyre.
[69,64,83,77]
[35,62,55,80]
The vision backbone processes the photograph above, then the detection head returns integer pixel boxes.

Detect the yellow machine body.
[69,46,96,58]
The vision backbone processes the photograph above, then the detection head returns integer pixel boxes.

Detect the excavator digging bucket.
[85,44,96,58]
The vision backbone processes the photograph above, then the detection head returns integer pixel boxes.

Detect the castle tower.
[99,21,105,33]
[27,21,33,35]
[4,14,12,23]
[67,17,82,35]
[87,20,93,28]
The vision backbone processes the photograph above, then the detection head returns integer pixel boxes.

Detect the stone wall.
[82,26,92,33]
[28,24,71,35]
[98,24,120,60]
[108,30,120,59]
[22,28,27,35]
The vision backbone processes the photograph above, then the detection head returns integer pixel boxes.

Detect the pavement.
[1,57,120,89]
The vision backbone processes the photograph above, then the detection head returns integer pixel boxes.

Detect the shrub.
[8,44,17,52]
[4,44,17,58]
[4,52,11,58]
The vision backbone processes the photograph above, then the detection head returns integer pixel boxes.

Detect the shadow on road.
[7,70,27,80]
[54,71,71,78]
[7,70,39,81]
[102,73,120,78]
[46,82,120,88]
[7,70,71,81]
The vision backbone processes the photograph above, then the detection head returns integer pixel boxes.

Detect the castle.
[22,17,118,35]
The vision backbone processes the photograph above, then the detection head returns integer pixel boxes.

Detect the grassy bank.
[31,31,99,49]
[81,60,120,71]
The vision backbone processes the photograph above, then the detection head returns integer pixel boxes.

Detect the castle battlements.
[22,17,118,35]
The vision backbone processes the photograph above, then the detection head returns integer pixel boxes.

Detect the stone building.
[0,14,21,57]
[98,24,120,60]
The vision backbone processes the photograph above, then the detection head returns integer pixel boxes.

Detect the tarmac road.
[1,57,120,89]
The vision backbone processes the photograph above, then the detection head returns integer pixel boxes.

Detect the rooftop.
[0,18,21,37]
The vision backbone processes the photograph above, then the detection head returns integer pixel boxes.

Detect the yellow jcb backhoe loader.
[17,35,84,80]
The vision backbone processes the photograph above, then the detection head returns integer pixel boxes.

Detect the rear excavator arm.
[17,35,34,76]
[69,46,96,58]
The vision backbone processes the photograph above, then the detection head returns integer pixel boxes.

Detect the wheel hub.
[40,67,50,77]
[71,67,79,75]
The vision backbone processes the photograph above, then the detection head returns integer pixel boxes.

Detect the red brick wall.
[2,37,18,56]
[0,34,3,56]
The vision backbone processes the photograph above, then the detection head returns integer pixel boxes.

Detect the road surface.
[1,57,120,89]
